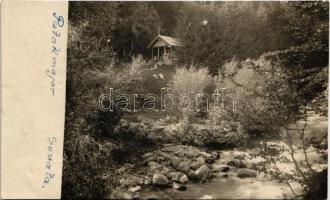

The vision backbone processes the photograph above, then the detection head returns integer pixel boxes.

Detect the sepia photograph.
[62,1,328,199]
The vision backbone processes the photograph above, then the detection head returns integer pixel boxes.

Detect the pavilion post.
[157,47,159,61]
[151,48,153,60]
[170,46,172,59]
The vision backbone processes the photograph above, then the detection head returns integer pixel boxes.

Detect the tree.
[112,2,161,59]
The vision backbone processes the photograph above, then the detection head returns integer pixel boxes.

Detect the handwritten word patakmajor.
[45,12,64,96]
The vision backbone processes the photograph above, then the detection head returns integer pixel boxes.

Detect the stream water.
[138,113,327,199]
[139,149,296,199]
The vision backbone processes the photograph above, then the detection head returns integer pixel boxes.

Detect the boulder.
[160,167,170,175]
[175,149,186,157]
[227,160,246,168]
[159,151,171,159]
[123,191,140,199]
[142,152,154,159]
[123,192,134,200]
[148,161,162,171]
[197,157,205,164]
[172,172,185,182]
[172,182,187,191]
[157,156,166,161]
[190,162,204,170]
[237,168,257,178]
[187,150,200,158]
[177,160,192,173]
[180,175,189,183]
[166,172,177,179]
[188,170,198,180]
[144,178,152,185]
[152,173,169,186]
[124,177,142,187]
[128,186,142,193]
[110,189,124,199]
[170,156,181,169]
[199,152,211,158]
[195,165,210,181]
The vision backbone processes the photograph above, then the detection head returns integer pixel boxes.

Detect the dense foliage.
[175,1,328,74]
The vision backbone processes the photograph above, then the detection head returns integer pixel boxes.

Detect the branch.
[284,127,309,183]
[294,115,317,174]
[271,158,302,199]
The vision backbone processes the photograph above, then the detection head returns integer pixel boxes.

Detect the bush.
[62,135,115,199]
[127,54,146,81]
[217,56,298,137]
[174,117,248,148]
[168,65,212,120]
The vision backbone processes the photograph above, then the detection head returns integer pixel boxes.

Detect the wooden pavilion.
[147,35,182,64]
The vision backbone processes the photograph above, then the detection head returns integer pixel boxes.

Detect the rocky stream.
[109,113,327,199]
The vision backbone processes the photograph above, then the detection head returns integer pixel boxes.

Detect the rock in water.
[152,173,169,186]
[123,192,133,200]
[123,191,140,199]
[237,168,257,178]
[195,165,210,181]
[172,182,187,191]
[128,186,142,193]
[220,166,230,172]
[188,170,198,180]
[227,160,246,168]
[211,151,219,160]
[180,174,189,183]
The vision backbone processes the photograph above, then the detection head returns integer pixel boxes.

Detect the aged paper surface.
[1,1,68,198]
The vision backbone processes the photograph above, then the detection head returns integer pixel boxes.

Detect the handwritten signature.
[42,136,57,188]
[45,12,64,96]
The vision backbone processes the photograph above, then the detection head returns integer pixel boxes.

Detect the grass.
[115,62,180,121]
